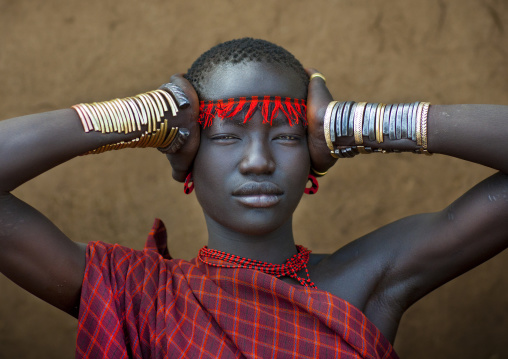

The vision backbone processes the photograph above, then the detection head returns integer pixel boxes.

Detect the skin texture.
[169,63,508,342]
[193,62,310,263]
[1,59,508,344]
[0,76,197,316]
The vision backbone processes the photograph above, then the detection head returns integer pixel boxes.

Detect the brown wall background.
[1,0,507,358]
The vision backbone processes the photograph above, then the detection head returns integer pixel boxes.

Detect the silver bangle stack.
[323,101,431,158]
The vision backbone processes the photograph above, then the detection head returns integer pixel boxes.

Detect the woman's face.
[193,61,310,236]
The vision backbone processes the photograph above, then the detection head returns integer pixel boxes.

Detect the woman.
[1,38,507,358]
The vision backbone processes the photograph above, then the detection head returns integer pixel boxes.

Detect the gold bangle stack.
[324,100,432,158]
[84,120,179,154]
[72,89,180,155]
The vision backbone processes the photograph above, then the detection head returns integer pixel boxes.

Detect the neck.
[204,215,298,264]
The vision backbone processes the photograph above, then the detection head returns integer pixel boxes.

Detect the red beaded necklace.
[198,245,317,288]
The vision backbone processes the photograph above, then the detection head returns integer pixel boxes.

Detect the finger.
[166,150,194,182]
[169,74,199,105]
[306,68,333,104]
[306,68,326,83]
[305,67,320,76]
[171,168,189,183]
[157,128,189,154]
[159,83,190,109]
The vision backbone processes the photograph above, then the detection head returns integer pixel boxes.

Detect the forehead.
[199,62,306,101]
[211,115,306,131]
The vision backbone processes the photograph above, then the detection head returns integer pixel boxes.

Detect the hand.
[305,68,337,173]
[159,74,200,182]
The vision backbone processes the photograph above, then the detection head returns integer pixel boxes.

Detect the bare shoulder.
[308,233,395,308]
[308,236,405,343]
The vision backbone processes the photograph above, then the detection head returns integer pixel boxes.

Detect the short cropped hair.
[185,38,309,98]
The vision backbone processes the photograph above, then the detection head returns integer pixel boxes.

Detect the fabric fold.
[77,219,398,359]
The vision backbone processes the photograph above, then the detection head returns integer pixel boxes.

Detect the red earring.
[304,174,319,195]
[184,172,194,194]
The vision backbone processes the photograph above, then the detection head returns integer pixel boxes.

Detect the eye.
[274,134,302,142]
[210,134,240,144]
[277,135,297,140]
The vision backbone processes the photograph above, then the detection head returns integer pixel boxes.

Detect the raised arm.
[305,70,508,335]
[0,75,199,316]
[429,104,508,171]
[375,104,508,305]
[306,68,508,173]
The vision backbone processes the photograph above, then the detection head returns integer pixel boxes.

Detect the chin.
[232,219,284,236]
[207,207,293,237]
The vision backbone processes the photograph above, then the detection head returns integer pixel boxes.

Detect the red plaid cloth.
[77,219,399,359]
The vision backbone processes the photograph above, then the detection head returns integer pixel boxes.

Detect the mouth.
[232,182,283,208]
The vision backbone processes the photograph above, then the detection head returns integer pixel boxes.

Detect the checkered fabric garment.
[77,219,399,359]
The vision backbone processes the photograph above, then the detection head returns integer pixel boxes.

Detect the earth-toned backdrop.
[0,0,507,358]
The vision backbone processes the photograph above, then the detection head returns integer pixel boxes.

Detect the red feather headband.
[198,96,307,128]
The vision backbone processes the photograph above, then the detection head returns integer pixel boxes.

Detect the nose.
[239,137,276,175]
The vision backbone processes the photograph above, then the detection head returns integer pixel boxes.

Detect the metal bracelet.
[330,101,340,144]
[395,104,403,139]
[389,104,397,140]
[348,102,357,136]
[363,103,373,137]
[323,101,336,151]
[415,102,424,146]
[421,102,431,150]
[376,103,385,143]
[369,103,378,141]
[335,101,346,139]
[341,101,353,137]
[407,102,414,139]
[401,103,410,139]
[411,101,419,141]
[383,104,392,135]
[354,102,367,144]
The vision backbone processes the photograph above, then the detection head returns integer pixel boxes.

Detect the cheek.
[193,148,222,191]
[277,145,311,194]
[192,152,222,218]
[192,141,237,208]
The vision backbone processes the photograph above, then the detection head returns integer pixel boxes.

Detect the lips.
[232,182,283,208]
